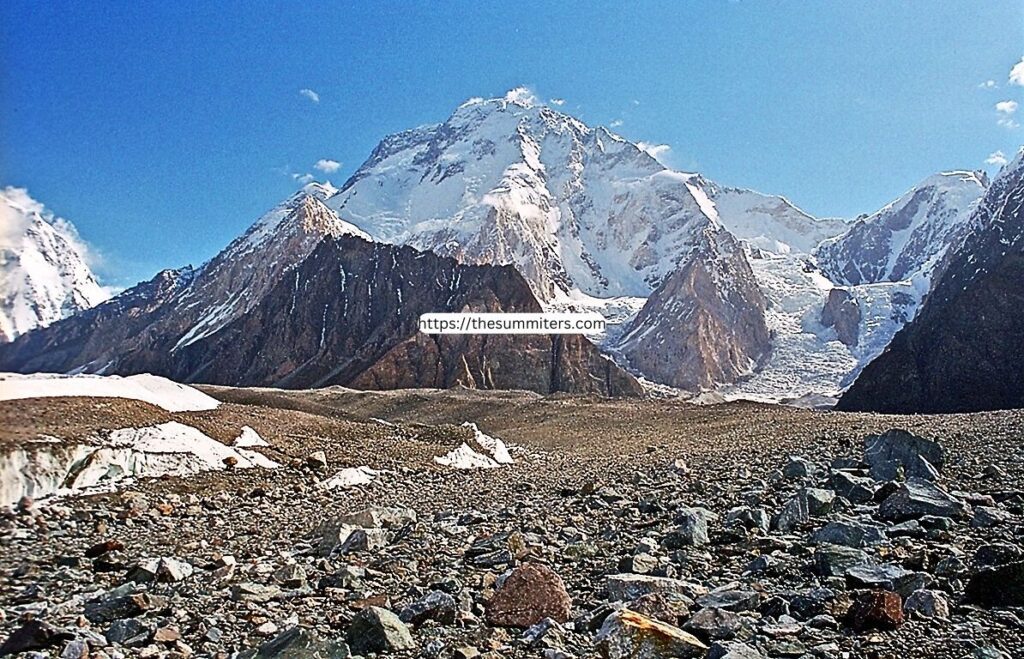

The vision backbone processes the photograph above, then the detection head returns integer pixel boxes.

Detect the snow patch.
[0,372,220,413]
[320,466,380,489]
[434,423,514,470]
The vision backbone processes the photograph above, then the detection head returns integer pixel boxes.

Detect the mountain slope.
[0,194,641,396]
[837,150,1024,413]
[0,187,108,341]
[815,172,986,286]
[614,225,770,390]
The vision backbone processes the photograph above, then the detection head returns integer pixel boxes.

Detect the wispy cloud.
[1010,56,1024,86]
[292,172,315,184]
[549,98,565,106]
[609,119,624,128]
[996,100,1020,128]
[637,141,671,163]
[299,88,320,104]
[979,79,997,89]
[985,150,1008,166]
[314,159,341,173]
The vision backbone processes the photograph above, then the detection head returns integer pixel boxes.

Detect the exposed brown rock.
[616,226,770,391]
[485,563,572,628]
[845,591,905,631]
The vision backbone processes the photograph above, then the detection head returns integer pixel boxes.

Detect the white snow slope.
[0,187,109,342]
[0,372,221,412]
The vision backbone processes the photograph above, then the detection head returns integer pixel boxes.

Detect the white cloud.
[985,150,1008,166]
[299,88,320,103]
[979,79,997,89]
[1010,56,1024,86]
[292,173,315,184]
[637,141,671,163]
[996,100,1020,128]
[609,119,624,128]
[996,100,1018,114]
[504,86,537,106]
[314,159,341,173]
[549,98,565,106]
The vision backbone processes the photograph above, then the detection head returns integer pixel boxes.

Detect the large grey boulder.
[347,606,415,653]
[864,429,944,481]
[878,478,967,521]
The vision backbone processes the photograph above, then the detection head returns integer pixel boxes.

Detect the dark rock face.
[615,227,770,391]
[819,288,860,347]
[0,235,641,397]
[839,152,1024,413]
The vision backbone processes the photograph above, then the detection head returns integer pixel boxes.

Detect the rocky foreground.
[2,388,1023,659]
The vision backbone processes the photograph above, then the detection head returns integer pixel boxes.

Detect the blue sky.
[2,1,1022,286]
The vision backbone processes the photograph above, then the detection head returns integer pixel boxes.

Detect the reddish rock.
[845,591,905,631]
[85,539,124,558]
[485,563,572,628]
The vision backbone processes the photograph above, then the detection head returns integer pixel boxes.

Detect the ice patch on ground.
[1,421,278,506]
[435,423,514,470]
[233,426,269,448]
[320,466,380,489]
[0,372,220,412]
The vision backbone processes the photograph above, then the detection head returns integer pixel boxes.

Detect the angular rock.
[665,508,710,547]
[812,545,869,577]
[337,506,416,529]
[845,590,904,631]
[974,543,1024,567]
[400,590,457,627]
[878,478,967,521]
[0,620,74,656]
[607,574,699,603]
[964,561,1024,607]
[695,590,760,613]
[346,606,415,653]
[486,563,572,628]
[707,641,765,659]
[827,471,875,504]
[802,488,835,517]
[845,563,917,594]
[864,429,944,481]
[256,626,348,658]
[782,456,815,479]
[811,520,884,548]
[84,585,167,623]
[903,590,950,619]
[596,610,708,659]
[682,607,742,641]
[626,592,692,626]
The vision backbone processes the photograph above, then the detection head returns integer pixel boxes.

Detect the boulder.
[486,563,572,628]
[606,574,701,603]
[827,471,875,503]
[346,606,415,654]
[903,590,950,619]
[812,545,869,577]
[878,478,967,521]
[0,620,74,656]
[964,561,1024,607]
[864,429,944,481]
[400,590,457,627]
[596,610,708,659]
[682,607,742,641]
[845,591,904,631]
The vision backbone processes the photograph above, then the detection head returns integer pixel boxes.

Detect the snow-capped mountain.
[815,171,987,287]
[839,148,1024,413]
[325,88,842,305]
[0,187,109,342]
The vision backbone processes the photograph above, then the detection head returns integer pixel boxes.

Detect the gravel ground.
[2,387,1023,659]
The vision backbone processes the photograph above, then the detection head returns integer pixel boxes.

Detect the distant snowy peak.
[0,187,108,342]
[325,89,840,304]
[815,170,987,286]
